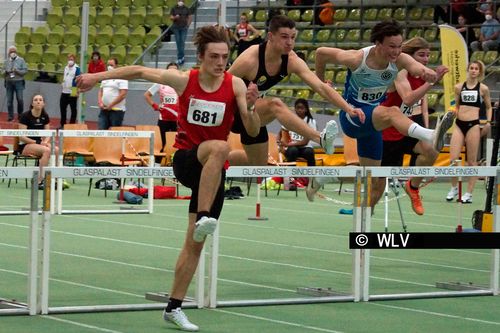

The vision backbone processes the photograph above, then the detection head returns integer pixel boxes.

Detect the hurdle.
[56,130,155,214]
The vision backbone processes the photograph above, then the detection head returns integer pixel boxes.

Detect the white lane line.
[44,316,125,333]
[371,302,500,326]
[213,308,344,333]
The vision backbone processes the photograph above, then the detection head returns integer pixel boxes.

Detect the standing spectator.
[471,9,500,51]
[144,62,179,150]
[97,58,128,129]
[18,94,58,189]
[88,51,106,74]
[170,0,192,66]
[278,98,317,167]
[456,14,478,47]
[3,46,27,122]
[59,54,80,128]
[234,13,260,55]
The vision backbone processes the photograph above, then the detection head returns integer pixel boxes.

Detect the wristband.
[152,103,159,111]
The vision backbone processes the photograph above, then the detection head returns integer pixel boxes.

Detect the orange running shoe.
[404,180,424,215]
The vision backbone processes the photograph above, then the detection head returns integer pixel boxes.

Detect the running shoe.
[404,180,424,215]
[461,192,472,203]
[446,186,458,201]
[193,216,217,242]
[163,308,199,332]
[320,120,339,155]
[432,112,456,152]
[306,178,322,202]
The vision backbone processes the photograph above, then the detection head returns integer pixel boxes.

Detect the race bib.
[187,98,226,127]
[401,103,413,116]
[358,86,386,102]
[162,94,178,105]
[290,132,304,142]
[461,90,478,103]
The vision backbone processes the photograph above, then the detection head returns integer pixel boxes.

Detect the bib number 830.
[361,92,383,101]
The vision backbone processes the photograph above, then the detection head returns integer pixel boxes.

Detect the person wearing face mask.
[97,58,128,129]
[170,0,192,66]
[59,54,81,128]
[471,9,500,52]
[88,51,106,74]
[3,46,27,122]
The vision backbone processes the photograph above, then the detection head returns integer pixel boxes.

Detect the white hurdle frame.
[0,129,56,215]
[56,130,155,215]
[367,166,500,300]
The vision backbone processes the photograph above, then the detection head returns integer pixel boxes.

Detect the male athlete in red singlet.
[377,37,448,215]
[77,25,260,332]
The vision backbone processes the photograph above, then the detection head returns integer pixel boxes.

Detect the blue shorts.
[339,104,382,160]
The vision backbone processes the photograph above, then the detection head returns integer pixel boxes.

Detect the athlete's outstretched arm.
[397,53,437,83]
[315,47,360,81]
[233,79,260,137]
[76,66,188,94]
[292,55,365,123]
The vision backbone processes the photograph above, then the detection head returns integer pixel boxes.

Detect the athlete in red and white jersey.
[77,25,260,332]
[377,37,448,215]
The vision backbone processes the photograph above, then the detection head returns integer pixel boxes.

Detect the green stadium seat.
[335,70,347,84]
[95,7,113,28]
[87,7,97,25]
[324,70,335,82]
[42,45,60,65]
[165,0,178,8]
[116,0,132,8]
[470,51,484,62]
[331,29,346,42]
[422,7,434,21]
[162,14,173,27]
[407,28,423,39]
[30,26,49,44]
[67,0,83,6]
[98,45,110,59]
[15,44,26,57]
[125,45,144,65]
[25,44,44,64]
[255,10,268,22]
[41,62,58,75]
[132,0,147,8]
[424,28,438,42]
[287,9,301,22]
[316,29,331,43]
[393,7,406,21]
[280,74,289,84]
[427,93,438,107]
[130,6,146,27]
[46,6,63,29]
[362,29,371,41]
[409,7,422,20]
[63,7,80,27]
[333,8,347,21]
[48,25,65,45]
[145,7,163,28]
[301,9,314,22]
[483,51,498,65]
[242,9,254,21]
[307,50,316,63]
[377,8,393,21]
[346,29,360,42]
[51,0,66,6]
[299,29,314,43]
[63,25,81,46]
[15,26,32,45]
[363,8,378,21]
[289,73,301,84]
[429,50,440,64]
[312,92,323,101]
[267,88,278,96]
[87,25,97,45]
[88,0,99,6]
[112,26,129,47]
[99,0,116,8]
[144,26,162,47]
[348,9,360,21]
[129,26,146,46]
[279,89,294,98]
[296,89,310,99]
[95,25,113,47]
[112,7,130,27]
[110,45,127,64]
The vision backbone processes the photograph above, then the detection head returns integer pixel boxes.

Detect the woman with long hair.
[446,60,492,203]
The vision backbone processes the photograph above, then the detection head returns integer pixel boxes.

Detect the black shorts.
[231,110,269,145]
[172,148,226,219]
[381,136,419,166]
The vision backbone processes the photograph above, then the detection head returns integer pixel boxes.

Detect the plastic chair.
[62,123,94,167]
[129,7,146,28]
[145,7,163,28]
[324,70,335,83]
[135,125,166,162]
[427,93,438,108]
[30,26,49,44]
[25,44,44,64]
[333,8,347,21]
[287,9,301,22]
[125,45,144,65]
[289,73,302,84]
[115,0,132,8]
[63,7,80,27]
[8,137,41,189]
[429,50,440,65]
[409,7,422,20]
[470,51,485,62]
[362,29,372,42]
[422,7,434,21]
[331,29,346,42]
[279,89,294,98]
[296,89,310,99]
[424,28,438,42]
[48,24,65,45]
[363,8,378,21]
[255,10,268,22]
[346,29,361,42]
[393,7,406,21]
[299,29,314,43]
[110,45,127,65]
[46,6,63,29]
[335,70,347,84]
[63,25,81,46]
[112,26,129,47]
[348,8,361,21]
[95,25,114,47]
[95,7,113,28]
[99,0,116,8]
[51,0,67,6]
[15,44,26,58]
[112,7,130,27]
[307,50,316,63]
[301,9,314,22]
[377,8,393,21]
[42,45,60,65]
[67,0,83,6]
[97,45,110,59]
[15,26,32,45]
[87,25,97,45]
[407,28,423,39]
[316,29,331,43]
[483,51,498,65]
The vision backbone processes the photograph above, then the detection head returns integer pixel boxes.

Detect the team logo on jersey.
[381,70,393,81]
[256,76,267,86]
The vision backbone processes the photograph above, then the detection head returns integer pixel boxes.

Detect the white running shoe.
[446,186,458,202]
[320,120,339,155]
[163,308,199,332]
[461,192,472,203]
[432,112,456,152]
[306,178,322,202]
[193,216,217,242]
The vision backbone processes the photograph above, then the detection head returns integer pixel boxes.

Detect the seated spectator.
[469,0,495,24]
[88,51,106,74]
[278,98,317,167]
[456,14,477,47]
[471,9,500,52]
[433,0,467,25]
[234,13,261,55]
[17,94,58,189]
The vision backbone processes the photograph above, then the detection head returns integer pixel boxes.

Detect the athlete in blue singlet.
[308,20,456,208]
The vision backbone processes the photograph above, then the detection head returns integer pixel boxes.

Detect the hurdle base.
[248,216,268,221]
[145,292,195,303]
[0,298,27,310]
[296,287,349,297]
[435,281,488,291]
